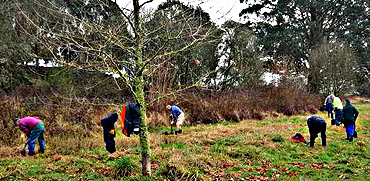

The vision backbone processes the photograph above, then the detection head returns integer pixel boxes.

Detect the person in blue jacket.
[306,115,327,148]
[166,105,185,135]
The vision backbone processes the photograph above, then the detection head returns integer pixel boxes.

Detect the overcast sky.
[116,0,252,26]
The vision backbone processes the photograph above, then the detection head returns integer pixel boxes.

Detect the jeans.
[28,123,45,155]
[346,124,355,137]
[327,103,333,119]
[334,109,343,126]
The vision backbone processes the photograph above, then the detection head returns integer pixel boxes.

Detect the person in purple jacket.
[15,116,45,156]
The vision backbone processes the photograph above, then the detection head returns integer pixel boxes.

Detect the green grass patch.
[26,165,43,176]
[160,142,187,152]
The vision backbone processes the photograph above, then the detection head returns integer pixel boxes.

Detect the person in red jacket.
[15,116,45,156]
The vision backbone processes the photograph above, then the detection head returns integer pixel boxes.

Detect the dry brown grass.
[147,86,320,126]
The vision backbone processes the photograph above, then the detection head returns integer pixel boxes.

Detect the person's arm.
[324,97,328,105]
[18,122,30,135]
[171,108,177,119]
[354,107,359,121]
[341,107,346,122]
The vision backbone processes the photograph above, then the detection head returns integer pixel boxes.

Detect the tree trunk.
[133,0,151,176]
[135,80,151,176]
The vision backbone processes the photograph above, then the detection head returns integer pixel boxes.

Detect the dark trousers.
[334,109,343,126]
[327,103,333,119]
[103,130,116,154]
[309,122,327,147]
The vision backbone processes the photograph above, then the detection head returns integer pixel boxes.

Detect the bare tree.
[309,40,357,95]
[15,0,219,176]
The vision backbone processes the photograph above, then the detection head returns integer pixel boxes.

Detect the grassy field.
[0,98,369,180]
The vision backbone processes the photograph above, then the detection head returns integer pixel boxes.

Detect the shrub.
[0,96,22,146]
[147,85,320,126]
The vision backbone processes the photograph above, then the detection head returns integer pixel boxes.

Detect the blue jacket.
[171,106,183,118]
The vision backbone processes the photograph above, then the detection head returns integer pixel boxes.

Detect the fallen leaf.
[222,162,234,168]
[289,171,298,177]
[310,163,324,169]
[75,168,83,174]
[291,162,305,169]
[279,167,289,172]
[151,162,159,169]
[53,154,61,162]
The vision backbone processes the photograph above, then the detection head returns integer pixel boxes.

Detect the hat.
[13,117,19,125]
[306,115,313,121]
[166,105,171,110]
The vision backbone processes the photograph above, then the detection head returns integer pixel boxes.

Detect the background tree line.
[239,0,370,95]
[1,0,369,97]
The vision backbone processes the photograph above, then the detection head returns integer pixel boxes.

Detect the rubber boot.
[175,130,182,135]
[28,151,35,156]
[349,136,353,142]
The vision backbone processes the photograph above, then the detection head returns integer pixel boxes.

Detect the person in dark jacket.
[306,115,327,148]
[101,111,118,154]
[341,97,359,142]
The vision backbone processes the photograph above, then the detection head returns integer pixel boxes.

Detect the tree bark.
[133,0,151,176]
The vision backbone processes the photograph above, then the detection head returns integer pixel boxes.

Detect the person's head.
[345,96,351,103]
[13,117,19,126]
[330,94,334,99]
[166,105,172,111]
[306,115,313,121]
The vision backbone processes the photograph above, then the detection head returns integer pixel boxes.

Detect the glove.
[170,121,174,125]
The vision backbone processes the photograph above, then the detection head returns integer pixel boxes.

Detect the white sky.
[116,0,251,26]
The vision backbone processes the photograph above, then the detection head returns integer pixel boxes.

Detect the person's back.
[18,117,42,134]
[324,95,333,104]
[324,94,334,119]
[342,102,359,124]
[171,106,183,118]
[342,98,359,141]
[333,97,343,110]
[307,115,325,129]
[332,96,343,125]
